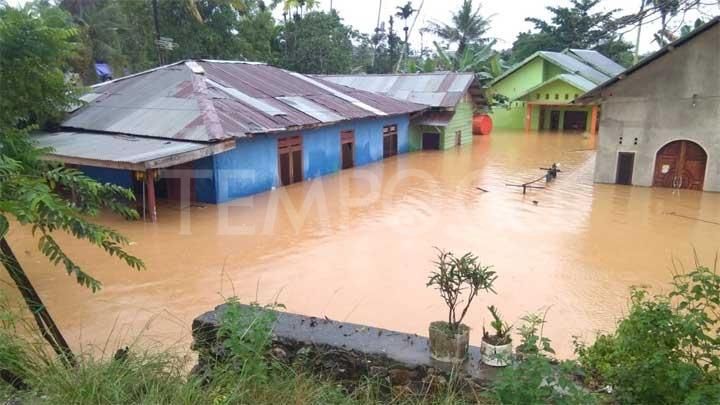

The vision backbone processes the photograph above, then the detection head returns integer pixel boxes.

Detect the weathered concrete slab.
[192,304,497,386]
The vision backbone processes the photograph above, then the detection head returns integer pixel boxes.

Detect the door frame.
[340,129,355,170]
[651,138,709,190]
[615,152,635,185]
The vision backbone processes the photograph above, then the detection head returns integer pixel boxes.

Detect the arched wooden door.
[653,140,707,190]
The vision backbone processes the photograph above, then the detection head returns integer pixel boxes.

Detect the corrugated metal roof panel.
[278,96,345,123]
[540,51,611,84]
[61,61,425,141]
[567,49,625,77]
[33,131,228,169]
[317,72,476,108]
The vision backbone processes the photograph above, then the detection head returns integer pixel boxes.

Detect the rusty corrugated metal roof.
[316,72,477,109]
[62,61,426,142]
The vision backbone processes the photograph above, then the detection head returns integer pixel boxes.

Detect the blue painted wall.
[79,165,134,188]
[76,114,411,205]
[201,114,411,203]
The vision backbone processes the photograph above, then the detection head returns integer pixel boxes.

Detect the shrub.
[576,264,720,405]
[493,311,596,405]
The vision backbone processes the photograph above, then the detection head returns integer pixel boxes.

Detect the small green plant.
[575,262,720,405]
[483,305,512,345]
[217,297,283,384]
[426,248,497,334]
[493,310,596,405]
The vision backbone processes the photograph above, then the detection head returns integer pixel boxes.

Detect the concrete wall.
[204,114,411,203]
[594,24,720,192]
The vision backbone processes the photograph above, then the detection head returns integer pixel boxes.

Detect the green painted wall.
[409,124,422,151]
[490,58,545,129]
[523,79,584,104]
[409,99,474,151]
[441,99,473,149]
[543,61,564,81]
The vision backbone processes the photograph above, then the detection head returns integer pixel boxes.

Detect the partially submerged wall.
[192,304,497,392]
[594,23,720,191]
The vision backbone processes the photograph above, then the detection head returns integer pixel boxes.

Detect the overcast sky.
[6,0,718,56]
[298,0,717,55]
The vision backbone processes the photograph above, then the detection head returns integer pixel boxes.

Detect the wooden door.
[422,133,440,150]
[653,140,707,190]
[278,135,303,186]
[383,124,398,158]
[164,162,196,203]
[341,130,354,170]
[615,152,635,185]
[455,130,462,146]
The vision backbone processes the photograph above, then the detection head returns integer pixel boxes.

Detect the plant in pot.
[481,305,513,366]
[427,249,496,365]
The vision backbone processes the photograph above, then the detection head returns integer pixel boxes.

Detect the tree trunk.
[0,238,76,367]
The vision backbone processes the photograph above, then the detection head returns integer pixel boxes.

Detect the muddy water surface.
[4,131,720,357]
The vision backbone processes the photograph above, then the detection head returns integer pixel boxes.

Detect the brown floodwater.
[3,131,720,357]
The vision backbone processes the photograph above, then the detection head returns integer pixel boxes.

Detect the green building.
[318,73,482,150]
[489,49,624,134]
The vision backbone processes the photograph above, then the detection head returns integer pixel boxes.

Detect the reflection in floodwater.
[4,131,720,357]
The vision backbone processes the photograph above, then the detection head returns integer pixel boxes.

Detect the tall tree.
[425,0,490,56]
[0,2,144,364]
[510,0,634,66]
[395,2,415,53]
[278,10,354,74]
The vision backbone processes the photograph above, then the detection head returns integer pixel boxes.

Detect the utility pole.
[152,0,164,65]
[634,0,646,65]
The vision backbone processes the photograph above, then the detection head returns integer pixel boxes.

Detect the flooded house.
[578,17,720,192]
[34,60,426,221]
[488,49,624,134]
[317,73,482,150]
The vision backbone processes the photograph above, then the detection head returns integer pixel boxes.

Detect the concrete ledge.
[192,304,497,389]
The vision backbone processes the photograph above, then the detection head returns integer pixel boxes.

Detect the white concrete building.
[578,17,720,192]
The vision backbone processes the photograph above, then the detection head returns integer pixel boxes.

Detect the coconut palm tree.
[425,0,490,56]
[395,1,415,46]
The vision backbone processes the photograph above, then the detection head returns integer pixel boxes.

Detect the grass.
[0,295,491,405]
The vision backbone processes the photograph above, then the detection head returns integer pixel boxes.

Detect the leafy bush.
[427,249,496,334]
[493,311,596,405]
[576,264,720,405]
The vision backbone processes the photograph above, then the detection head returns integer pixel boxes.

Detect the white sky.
[6,0,719,56]
[308,0,718,55]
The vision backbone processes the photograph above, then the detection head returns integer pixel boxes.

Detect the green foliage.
[278,10,354,74]
[217,298,281,384]
[0,3,144,291]
[0,3,79,128]
[425,0,490,56]
[483,305,512,346]
[493,312,597,405]
[427,249,496,334]
[576,264,720,404]
[510,0,633,66]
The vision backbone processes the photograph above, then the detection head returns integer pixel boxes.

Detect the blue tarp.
[95,62,113,81]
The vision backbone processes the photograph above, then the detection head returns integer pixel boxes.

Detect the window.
[545,93,550,100]
[278,135,303,186]
[536,93,541,100]
[455,130,462,146]
[575,94,579,99]
[383,124,398,158]
[554,93,559,100]
[564,94,569,100]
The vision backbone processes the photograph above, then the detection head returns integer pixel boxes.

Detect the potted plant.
[427,249,496,364]
[481,305,513,366]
